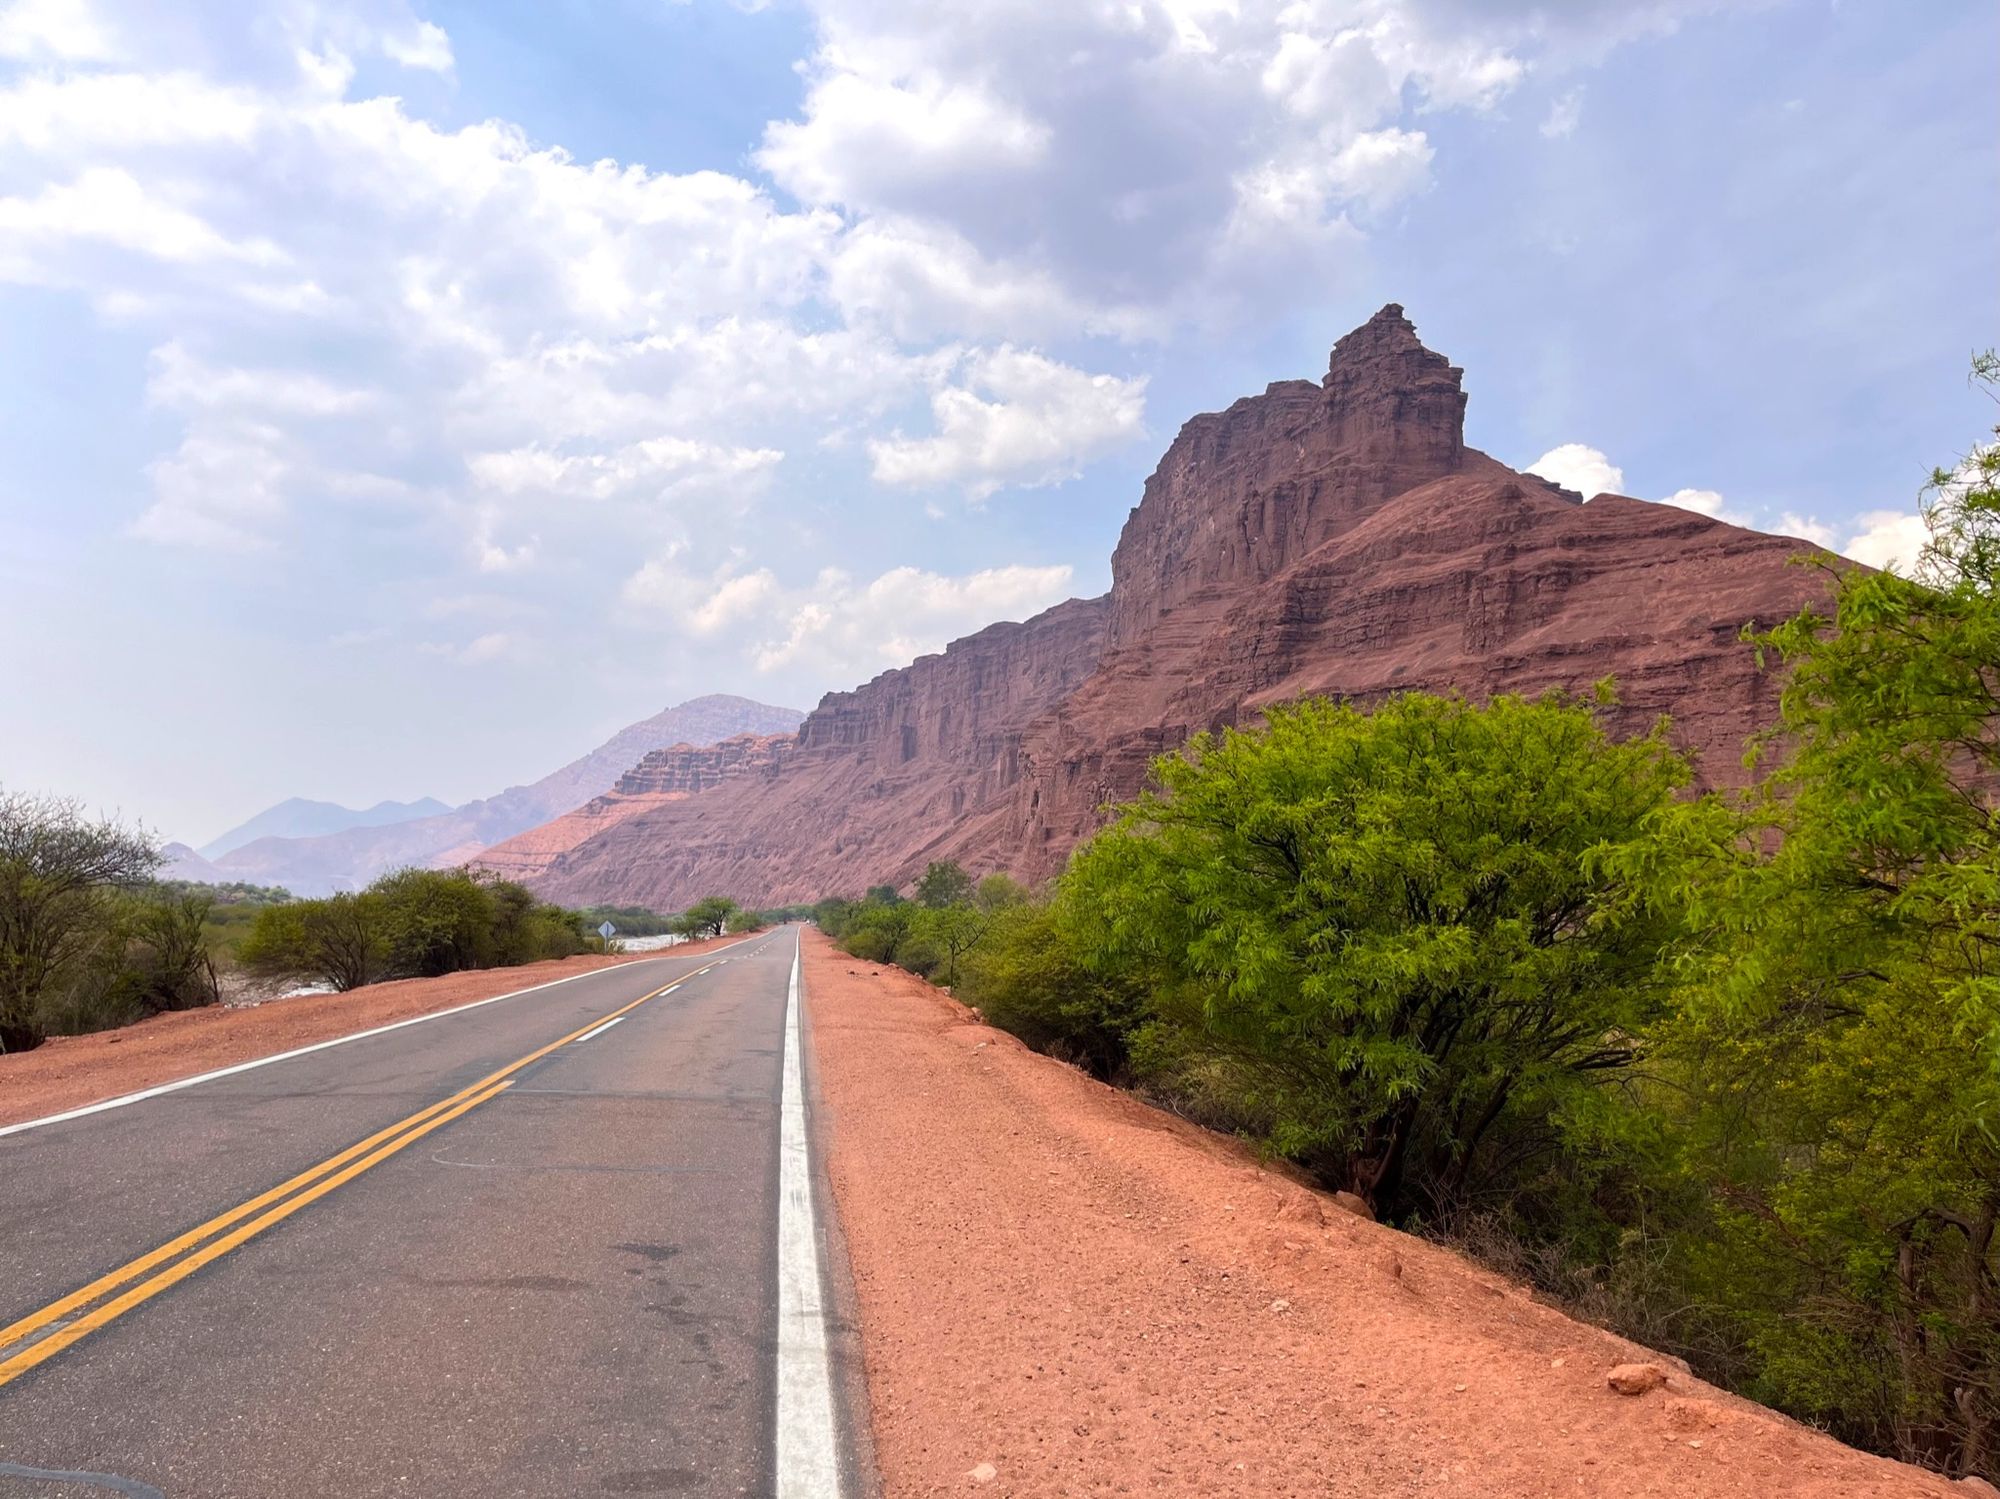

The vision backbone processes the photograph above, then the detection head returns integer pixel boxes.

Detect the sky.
[1,0,1993,844]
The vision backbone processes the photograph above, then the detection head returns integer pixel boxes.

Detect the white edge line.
[0,936,756,1141]
[776,927,842,1499]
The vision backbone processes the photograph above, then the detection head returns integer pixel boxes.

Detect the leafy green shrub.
[126,887,221,1012]
[956,901,1147,1080]
[1061,688,1687,1222]
[240,892,387,991]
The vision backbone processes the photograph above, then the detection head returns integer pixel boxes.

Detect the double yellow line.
[0,964,712,1390]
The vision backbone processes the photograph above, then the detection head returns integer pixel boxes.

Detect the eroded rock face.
[1108,303,1483,650]
[522,306,1835,909]
[473,734,797,884]
[527,598,1109,909]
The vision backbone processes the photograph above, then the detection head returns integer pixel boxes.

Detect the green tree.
[240,891,387,992]
[913,860,975,909]
[958,900,1149,1079]
[915,903,987,987]
[126,887,221,1012]
[1063,689,1688,1220]
[373,868,497,977]
[974,873,1029,913]
[0,791,160,1051]
[677,896,743,940]
[1614,361,2000,1475]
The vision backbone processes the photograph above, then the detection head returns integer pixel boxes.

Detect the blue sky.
[1,0,1993,842]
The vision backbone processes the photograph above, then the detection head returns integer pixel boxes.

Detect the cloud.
[467,438,783,504]
[421,630,519,665]
[1839,508,1929,572]
[0,0,116,61]
[1775,512,1840,549]
[1657,486,1753,525]
[148,342,373,417]
[757,53,1051,210]
[868,347,1147,499]
[0,167,284,271]
[0,0,1770,715]
[623,554,1076,687]
[1527,442,1626,498]
[1528,445,1752,523]
[1541,88,1583,138]
[747,563,1077,677]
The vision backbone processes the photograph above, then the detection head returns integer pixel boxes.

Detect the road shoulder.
[802,931,1953,1499]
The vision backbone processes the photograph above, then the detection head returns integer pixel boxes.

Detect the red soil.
[802,932,1955,1498]
[0,938,735,1127]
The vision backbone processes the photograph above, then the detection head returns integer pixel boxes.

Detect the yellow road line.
[0,961,722,1387]
[0,1081,512,1388]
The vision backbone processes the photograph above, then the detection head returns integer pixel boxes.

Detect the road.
[0,928,858,1499]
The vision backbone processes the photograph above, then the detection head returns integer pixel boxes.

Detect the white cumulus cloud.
[1527,442,1626,498]
[869,348,1147,499]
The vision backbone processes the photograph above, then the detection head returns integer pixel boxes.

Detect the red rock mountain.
[521,306,1833,910]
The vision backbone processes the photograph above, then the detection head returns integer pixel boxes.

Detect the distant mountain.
[199,796,451,860]
[159,842,230,883]
[211,695,804,895]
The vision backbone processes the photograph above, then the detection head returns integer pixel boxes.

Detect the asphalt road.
[0,928,859,1499]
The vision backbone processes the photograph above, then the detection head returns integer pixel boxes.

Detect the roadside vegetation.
[824,368,2000,1482]
[0,795,220,1050]
[0,797,621,1048]
[238,867,609,992]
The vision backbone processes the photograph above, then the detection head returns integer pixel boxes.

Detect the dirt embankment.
[0,938,736,1127]
[802,932,1959,1499]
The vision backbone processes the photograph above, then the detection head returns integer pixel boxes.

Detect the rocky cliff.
[474,733,795,883]
[523,307,1834,909]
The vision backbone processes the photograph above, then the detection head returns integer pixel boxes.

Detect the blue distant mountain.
[198,796,453,861]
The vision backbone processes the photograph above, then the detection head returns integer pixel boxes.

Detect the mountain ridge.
[198,796,452,861]
[211,694,803,894]
[510,305,1832,909]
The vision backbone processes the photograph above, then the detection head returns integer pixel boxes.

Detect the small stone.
[1607,1363,1669,1396]
[1453,1383,1467,1393]
[1958,1479,2000,1498]
[1270,1298,1291,1313]
[1550,1356,1567,1369]
[968,1461,998,1485]
[1330,1190,1375,1220]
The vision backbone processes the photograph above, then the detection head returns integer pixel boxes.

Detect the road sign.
[597,921,617,940]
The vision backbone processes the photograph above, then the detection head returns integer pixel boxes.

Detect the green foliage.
[1599,365,2000,1475]
[151,878,294,907]
[0,791,167,1050]
[574,903,676,937]
[239,868,595,991]
[974,873,1028,914]
[240,891,387,992]
[1062,690,1687,1220]
[957,900,1147,1078]
[674,895,744,940]
[374,867,498,977]
[126,887,221,1013]
[838,899,913,963]
[914,860,975,909]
